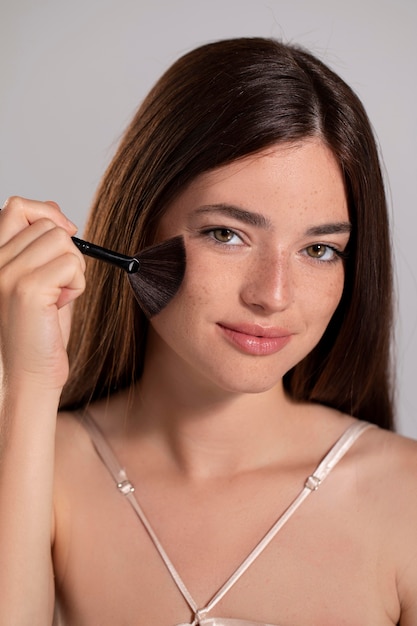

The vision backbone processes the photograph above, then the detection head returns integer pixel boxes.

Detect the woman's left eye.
[304,244,340,262]
[207,228,243,245]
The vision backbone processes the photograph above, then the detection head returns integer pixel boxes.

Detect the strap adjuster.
[305,474,321,491]
[117,479,135,495]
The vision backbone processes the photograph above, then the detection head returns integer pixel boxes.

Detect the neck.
[125,355,299,479]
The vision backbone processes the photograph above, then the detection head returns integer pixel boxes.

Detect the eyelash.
[199,228,349,263]
[302,244,349,264]
[200,227,244,246]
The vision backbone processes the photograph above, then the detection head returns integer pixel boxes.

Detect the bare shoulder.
[55,391,134,470]
[54,410,103,501]
[356,425,417,510]
[55,410,93,457]
[362,425,417,489]
[359,425,417,622]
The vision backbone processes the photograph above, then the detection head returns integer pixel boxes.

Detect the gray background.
[1,0,416,437]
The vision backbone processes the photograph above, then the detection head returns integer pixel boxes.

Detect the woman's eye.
[210,228,242,245]
[305,244,338,261]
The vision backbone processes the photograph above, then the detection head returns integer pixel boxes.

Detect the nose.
[240,250,294,313]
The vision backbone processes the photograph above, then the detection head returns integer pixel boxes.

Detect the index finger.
[0,196,78,246]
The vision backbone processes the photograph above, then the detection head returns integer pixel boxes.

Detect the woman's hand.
[0,196,86,392]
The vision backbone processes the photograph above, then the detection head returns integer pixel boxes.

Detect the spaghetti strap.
[79,411,199,614]
[79,412,373,625]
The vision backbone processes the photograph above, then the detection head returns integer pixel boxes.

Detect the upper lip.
[218,322,292,338]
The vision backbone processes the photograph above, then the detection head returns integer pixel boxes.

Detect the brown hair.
[61,37,394,429]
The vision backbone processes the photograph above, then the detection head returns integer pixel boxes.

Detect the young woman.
[0,37,416,625]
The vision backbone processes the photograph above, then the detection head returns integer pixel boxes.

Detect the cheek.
[175,245,233,313]
[312,270,345,322]
[150,256,216,339]
[178,267,214,314]
[296,263,345,327]
[148,246,240,366]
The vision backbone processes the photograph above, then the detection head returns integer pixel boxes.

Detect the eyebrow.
[193,204,273,229]
[304,222,352,236]
[193,204,351,236]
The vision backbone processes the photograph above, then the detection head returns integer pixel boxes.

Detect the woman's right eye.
[206,228,243,245]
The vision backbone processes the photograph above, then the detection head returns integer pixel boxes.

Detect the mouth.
[217,323,292,356]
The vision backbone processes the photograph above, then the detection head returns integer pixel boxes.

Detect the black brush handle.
[72,237,140,273]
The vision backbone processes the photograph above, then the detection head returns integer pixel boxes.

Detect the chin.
[207,369,284,396]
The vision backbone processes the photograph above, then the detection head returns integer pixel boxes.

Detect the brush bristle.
[127,235,186,317]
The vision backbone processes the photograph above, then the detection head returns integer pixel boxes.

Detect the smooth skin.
[1,140,416,625]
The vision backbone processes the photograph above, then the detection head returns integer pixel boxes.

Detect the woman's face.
[146,139,350,395]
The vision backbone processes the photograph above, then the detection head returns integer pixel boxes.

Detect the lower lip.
[218,325,292,356]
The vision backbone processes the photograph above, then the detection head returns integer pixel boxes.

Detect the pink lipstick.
[218,323,292,356]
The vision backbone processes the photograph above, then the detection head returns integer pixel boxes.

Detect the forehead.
[162,139,348,227]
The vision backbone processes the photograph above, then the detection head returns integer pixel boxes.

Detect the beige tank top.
[80,412,372,626]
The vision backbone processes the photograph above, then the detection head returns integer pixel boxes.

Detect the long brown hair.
[61,37,394,429]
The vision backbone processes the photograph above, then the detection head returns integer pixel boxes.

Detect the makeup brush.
[72,235,186,318]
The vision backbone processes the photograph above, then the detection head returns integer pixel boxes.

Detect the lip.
[217,322,292,356]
